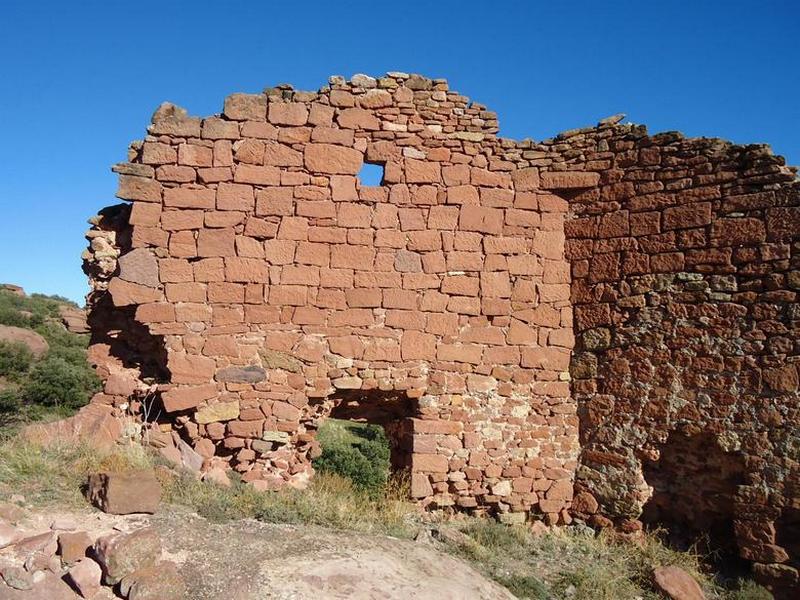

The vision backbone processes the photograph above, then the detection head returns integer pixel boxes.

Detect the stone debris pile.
[0,499,183,599]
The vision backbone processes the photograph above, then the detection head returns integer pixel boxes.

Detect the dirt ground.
[1,505,514,600]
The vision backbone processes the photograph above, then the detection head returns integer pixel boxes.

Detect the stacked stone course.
[85,72,579,524]
[547,125,800,592]
[83,73,799,593]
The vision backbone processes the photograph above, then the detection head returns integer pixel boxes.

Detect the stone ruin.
[81,73,799,594]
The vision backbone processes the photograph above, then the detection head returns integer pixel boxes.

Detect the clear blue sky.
[1,0,797,304]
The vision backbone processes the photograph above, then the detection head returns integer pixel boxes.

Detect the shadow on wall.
[84,203,170,387]
[641,431,745,556]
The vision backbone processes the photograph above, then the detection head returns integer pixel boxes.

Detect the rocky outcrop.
[0,325,48,358]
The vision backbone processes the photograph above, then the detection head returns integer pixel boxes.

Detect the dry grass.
[0,437,150,506]
[0,436,417,537]
[160,467,416,538]
[443,518,773,600]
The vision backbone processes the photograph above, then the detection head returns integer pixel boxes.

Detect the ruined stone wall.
[85,73,799,591]
[543,124,800,591]
[87,73,579,523]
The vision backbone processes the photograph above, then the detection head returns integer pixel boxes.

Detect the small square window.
[357,162,384,186]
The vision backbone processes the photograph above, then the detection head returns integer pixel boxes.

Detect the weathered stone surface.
[108,278,161,306]
[195,400,240,423]
[59,305,89,333]
[540,171,600,189]
[161,383,218,412]
[66,558,103,598]
[58,530,93,565]
[0,565,32,590]
[119,561,186,600]
[0,502,24,523]
[93,527,162,585]
[21,403,122,449]
[259,349,303,373]
[652,566,705,600]
[87,471,161,515]
[82,73,800,589]
[223,93,267,121]
[117,248,160,288]
[304,143,363,174]
[0,520,22,549]
[215,365,267,383]
[0,325,48,357]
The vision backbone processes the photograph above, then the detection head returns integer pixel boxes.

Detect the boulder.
[58,531,93,565]
[1,284,25,296]
[0,521,22,549]
[59,305,89,334]
[92,527,161,585]
[202,467,231,487]
[0,502,25,523]
[66,558,103,598]
[0,325,48,358]
[87,471,161,515]
[0,565,33,590]
[652,566,706,600]
[21,402,122,449]
[119,561,186,600]
[14,531,57,555]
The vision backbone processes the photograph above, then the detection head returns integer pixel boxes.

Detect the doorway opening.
[641,431,746,570]
[311,389,417,495]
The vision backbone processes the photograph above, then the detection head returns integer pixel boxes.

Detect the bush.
[313,420,391,496]
[0,389,21,414]
[21,356,100,409]
[0,341,34,380]
[0,290,97,430]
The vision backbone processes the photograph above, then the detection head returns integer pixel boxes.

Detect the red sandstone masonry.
[84,74,799,595]
[85,73,578,525]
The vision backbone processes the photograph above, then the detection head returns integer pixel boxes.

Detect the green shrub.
[0,341,34,380]
[0,290,97,429]
[313,419,391,496]
[0,389,21,414]
[21,356,100,409]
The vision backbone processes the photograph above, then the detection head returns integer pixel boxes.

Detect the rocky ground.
[0,503,512,599]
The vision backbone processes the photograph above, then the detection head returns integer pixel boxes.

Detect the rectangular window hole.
[358,162,384,186]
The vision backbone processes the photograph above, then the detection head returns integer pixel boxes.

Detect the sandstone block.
[59,531,93,565]
[161,383,218,412]
[652,566,705,600]
[108,279,162,307]
[413,453,448,473]
[268,102,308,125]
[223,93,267,121]
[117,175,162,203]
[87,471,161,515]
[304,143,363,175]
[66,558,103,598]
[195,401,241,424]
[119,561,186,600]
[93,527,161,585]
[540,171,600,189]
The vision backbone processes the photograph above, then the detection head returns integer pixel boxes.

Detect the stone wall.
[84,73,799,592]
[547,125,800,591]
[84,73,579,524]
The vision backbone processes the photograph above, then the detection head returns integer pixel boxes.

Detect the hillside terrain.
[0,287,96,433]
